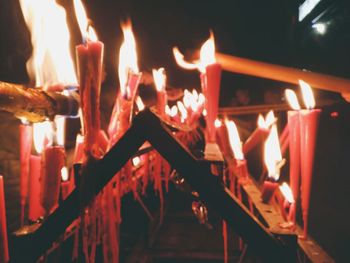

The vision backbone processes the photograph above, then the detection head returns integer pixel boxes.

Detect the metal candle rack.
[9,109,333,262]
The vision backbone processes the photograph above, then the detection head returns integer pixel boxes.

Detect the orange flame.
[118,20,139,97]
[173,31,216,73]
[299,80,315,110]
[152,68,166,92]
[225,119,244,160]
[20,0,77,89]
[264,120,284,181]
[279,182,294,203]
[33,121,53,154]
[285,89,301,110]
[61,167,69,181]
[73,0,98,41]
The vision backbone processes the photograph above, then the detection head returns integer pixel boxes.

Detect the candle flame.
[20,0,77,89]
[54,115,65,146]
[214,119,222,128]
[152,68,166,92]
[285,89,301,110]
[135,96,145,111]
[33,121,53,154]
[73,0,98,41]
[279,182,294,203]
[264,123,283,181]
[183,89,191,108]
[199,31,216,72]
[170,105,178,117]
[177,101,188,122]
[172,47,198,70]
[118,19,139,97]
[173,31,217,73]
[299,80,315,110]
[225,119,244,160]
[257,111,276,129]
[61,167,69,182]
[132,156,141,167]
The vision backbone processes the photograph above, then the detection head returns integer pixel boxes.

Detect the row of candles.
[0,0,321,261]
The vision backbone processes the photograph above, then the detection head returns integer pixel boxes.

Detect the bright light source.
[312,23,326,34]
[298,0,321,22]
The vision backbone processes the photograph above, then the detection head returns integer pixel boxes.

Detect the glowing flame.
[264,124,283,181]
[198,31,216,72]
[172,47,198,70]
[132,156,141,167]
[135,96,145,111]
[299,80,315,110]
[54,116,65,146]
[225,120,244,160]
[173,31,217,73]
[285,89,301,110]
[257,111,276,130]
[61,167,69,182]
[214,119,222,128]
[118,20,139,97]
[170,105,178,117]
[177,101,188,122]
[183,89,192,108]
[279,182,295,203]
[20,0,77,88]
[33,121,53,154]
[202,109,207,116]
[152,68,166,92]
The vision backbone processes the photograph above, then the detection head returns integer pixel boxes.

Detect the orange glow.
[264,123,283,181]
[20,0,77,88]
[173,31,217,73]
[198,31,216,72]
[177,101,188,122]
[73,0,98,41]
[54,116,65,146]
[118,20,139,97]
[299,80,315,109]
[135,96,145,111]
[172,47,198,70]
[33,121,53,154]
[214,119,222,128]
[225,119,244,160]
[279,182,295,203]
[152,68,166,92]
[285,89,301,110]
[61,167,69,182]
[132,156,141,167]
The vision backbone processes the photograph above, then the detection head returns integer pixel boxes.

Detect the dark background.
[1,0,350,261]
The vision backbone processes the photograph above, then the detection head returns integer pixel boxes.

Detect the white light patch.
[298,0,321,22]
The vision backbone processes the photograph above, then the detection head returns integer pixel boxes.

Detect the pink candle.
[261,180,278,203]
[243,127,269,154]
[76,38,104,157]
[287,110,300,223]
[41,146,66,215]
[28,155,44,222]
[299,109,321,238]
[0,176,9,263]
[19,123,32,225]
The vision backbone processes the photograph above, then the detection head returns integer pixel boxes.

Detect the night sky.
[1,0,350,261]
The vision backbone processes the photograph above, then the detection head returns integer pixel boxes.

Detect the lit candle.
[279,182,295,224]
[261,115,285,203]
[19,120,32,225]
[285,89,301,224]
[153,68,167,118]
[243,111,275,154]
[173,31,222,144]
[299,80,321,239]
[28,122,50,222]
[74,0,104,157]
[60,167,70,200]
[0,176,9,263]
[108,20,141,145]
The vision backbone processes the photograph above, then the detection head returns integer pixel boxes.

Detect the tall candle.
[0,176,9,263]
[19,123,32,225]
[28,155,43,222]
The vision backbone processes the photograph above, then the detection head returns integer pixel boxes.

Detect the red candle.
[0,176,9,263]
[299,109,321,238]
[243,126,269,154]
[73,134,85,163]
[261,180,278,203]
[19,123,32,225]
[28,155,44,222]
[287,110,300,223]
[41,146,66,215]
